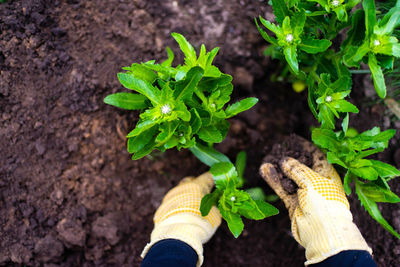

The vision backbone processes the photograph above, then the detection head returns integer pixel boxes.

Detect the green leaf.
[155,121,179,144]
[368,53,387,98]
[370,160,400,180]
[343,43,369,67]
[206,47,219,68]
[360,183,400,203]
[299,37,331,54]
[332,100,359,113]
[117,73,161,104]
[189,143,231,167]
[343,171,352,195]
[377,55,395,70]
[370,129,396,143]
[327,151,347,168]
[235,151,247,181]
[255,199,279,216]
[161,47,174,67]
[312,128,340,151]
[284,46,299,74]
[144,62,177,79]
[175,102,191,122]
[350,159,372,168]
[259,16,281,35]
[174,67,204,101]
[271,0,289,25]
[219,206,244,238]
[318,104,335,129]
[128,63,158,83]
[171,32,197,66]
[350,166,379,180]
[131,139,156,160]
[210,162,238,189]
[342,113,349,134]
[238,199,279,220]
[346,0,362,9]
[189,108,202,134]
[333,58,352,86]
[342,10,365,47]
[200,190,221,216]
[198,125,223,143]
[127,137,136,153]
[363,0,377,37]
[334,5,347,22]
[292,10,306,37]
[128,126,158,153]
[127,119,158,138]
[378,7,400,35]
[307,76,318,119]
[104,92,148,110]
[245,187,267,201]
[225,97,259,118]
[164,136,179,149]
[255,18,279,46]
[356,181,400,239]
[282,16,291,33]
[215,120,230,141]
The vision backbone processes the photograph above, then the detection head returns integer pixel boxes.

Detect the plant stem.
[350,70,371,74]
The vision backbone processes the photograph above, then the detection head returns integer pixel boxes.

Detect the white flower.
[230,196,236,202]
[332,0,340,7]
[210,103,216,108]
[161,104,171,114]
[286,34,294,43]
[373,39,380,46]
[325,95,332,102]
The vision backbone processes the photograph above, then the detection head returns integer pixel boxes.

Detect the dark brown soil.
[0,0,399,266]
[262,134,315,194]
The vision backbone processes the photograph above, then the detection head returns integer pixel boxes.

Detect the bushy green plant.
[105,33,278,237]
[256,0,400,238]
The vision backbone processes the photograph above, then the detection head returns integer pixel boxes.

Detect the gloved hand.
[260,140,372,265]
[141,172,221,266]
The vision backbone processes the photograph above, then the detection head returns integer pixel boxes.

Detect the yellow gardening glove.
[141,172,221,266]
[260,141,372,265]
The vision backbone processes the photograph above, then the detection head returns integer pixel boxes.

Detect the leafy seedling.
[105,33,276,237]
[312,127,400,238]
[197,149,279,238]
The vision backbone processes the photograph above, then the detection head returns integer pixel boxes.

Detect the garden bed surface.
[0,0,399,266]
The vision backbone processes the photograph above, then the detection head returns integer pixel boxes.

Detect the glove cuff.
[141,214,217,267]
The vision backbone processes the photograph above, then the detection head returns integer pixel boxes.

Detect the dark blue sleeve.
[141,239,198,267]
[310,250,376,267]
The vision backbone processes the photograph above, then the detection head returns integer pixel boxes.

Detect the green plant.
[193,146,279,237]
[256,0,400,238]
[104,33,278,237]
[312,127,400,238]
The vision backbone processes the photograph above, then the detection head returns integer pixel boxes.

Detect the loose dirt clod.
[263,134,314,194]
[56,218,86,247]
